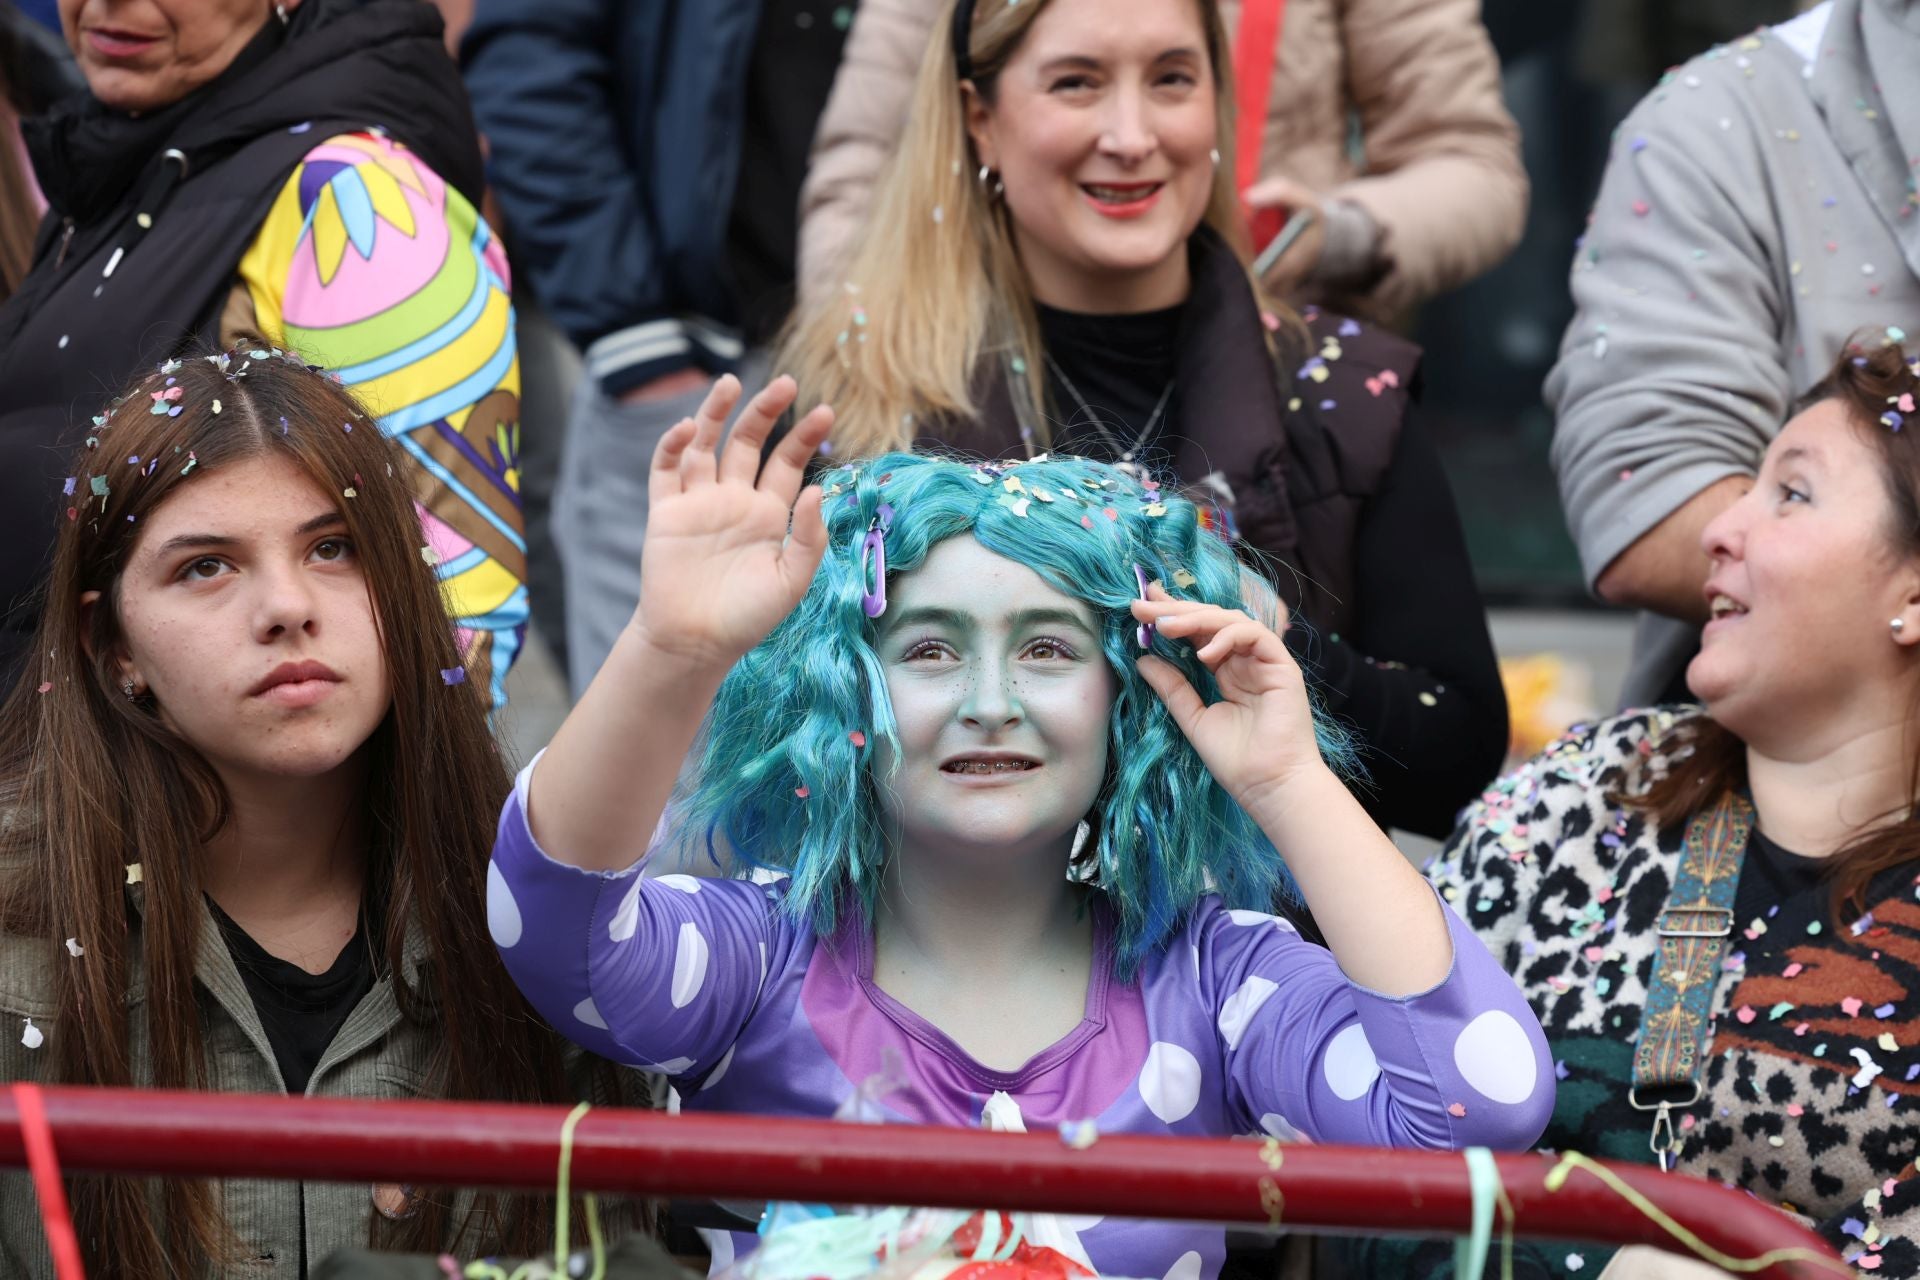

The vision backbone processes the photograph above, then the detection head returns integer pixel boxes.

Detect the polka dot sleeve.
[1200,892,1554,1151]
[487,754,782,1080]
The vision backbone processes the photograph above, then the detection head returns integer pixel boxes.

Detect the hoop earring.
[977,164,1004,199]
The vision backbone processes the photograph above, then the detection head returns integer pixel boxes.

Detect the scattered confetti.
[21,1019,42,1050]
[440,667,467,686]
[1446,1102,1467,1117]
[36,682,50,694]
[420,545,441,566]
[125,863,142,884]
[211,399,221,414]
[849,731,867,748]
[1565,1254,1585,1272]
[1058,1119,1099,1150]
[794,786,810,799]
[64,938,83,958]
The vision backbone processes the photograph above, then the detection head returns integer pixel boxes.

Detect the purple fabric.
[490,762,1554,1279]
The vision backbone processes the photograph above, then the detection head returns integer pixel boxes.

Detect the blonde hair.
[781,0,1260,458]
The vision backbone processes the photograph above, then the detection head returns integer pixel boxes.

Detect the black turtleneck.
[1038,301,1182,460]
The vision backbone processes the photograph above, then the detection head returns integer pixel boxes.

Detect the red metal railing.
[0,1087,1845,1278]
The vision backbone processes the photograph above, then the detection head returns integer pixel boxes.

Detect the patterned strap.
[1631,793,1754,1096]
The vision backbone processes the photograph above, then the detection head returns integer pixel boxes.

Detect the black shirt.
[210,898,375,1096]
[1034,300,1506,837]
[1734,826,1830,940]
[1038,301,1182,460]
[726,1,853,346]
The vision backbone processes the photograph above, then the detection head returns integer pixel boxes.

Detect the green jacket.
[0,881,633,1277]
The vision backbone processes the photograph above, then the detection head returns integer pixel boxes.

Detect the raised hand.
[632,375,835,671]
[1131,583,1327,813]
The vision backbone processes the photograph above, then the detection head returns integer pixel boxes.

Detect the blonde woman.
[777,0,1507,837]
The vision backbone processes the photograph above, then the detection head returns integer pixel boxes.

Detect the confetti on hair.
[420,545,441,566]
[64,938,83,958]
[180,451,198,476]
[124,863,142,885]
[794,786,810,799]
[848,731,867,748]
[343,421,353,433]
[89,476,109,499]
[343,487,357,498]
[211,399,222,415]
[440,666,467,686]
[279,416,289,435]
[61,477,74,496]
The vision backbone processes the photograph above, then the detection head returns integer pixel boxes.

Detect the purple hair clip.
[1134,564,1155,650]
[859,503,895,618]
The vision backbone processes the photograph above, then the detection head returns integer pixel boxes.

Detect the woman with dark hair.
[0,347,615,1279]
[0,0,526,707]
[1351,338,1920,1276]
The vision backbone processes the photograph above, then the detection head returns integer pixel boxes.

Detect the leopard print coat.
[1340,707,1920,1277]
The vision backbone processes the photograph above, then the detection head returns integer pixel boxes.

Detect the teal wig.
[669,452,1356,978]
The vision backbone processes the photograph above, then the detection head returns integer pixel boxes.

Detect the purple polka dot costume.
[490,761,1555,1279]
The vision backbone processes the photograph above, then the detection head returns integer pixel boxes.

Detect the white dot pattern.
[671,922,710,1009]
[1139,1041,1202,1124]
[1164,1251,1203,1280]
[654,874,702,894]
[1322,1023,1381,1101]
[701,1044,737,1092]
[1452,1010,1540,1104]
[573,998,607,1030]
[1217,976,1279,1052]
[486,863,522,948]
[608,876,643,942]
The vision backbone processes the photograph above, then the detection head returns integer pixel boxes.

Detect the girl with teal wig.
[489,376,1551,1280]
[671,443,1355,978]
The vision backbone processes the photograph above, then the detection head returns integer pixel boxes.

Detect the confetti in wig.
[671,452,1357,978]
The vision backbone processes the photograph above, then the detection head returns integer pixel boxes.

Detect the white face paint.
[873,536,1117,868]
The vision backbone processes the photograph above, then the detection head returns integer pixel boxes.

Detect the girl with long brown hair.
[0,345,609,1278]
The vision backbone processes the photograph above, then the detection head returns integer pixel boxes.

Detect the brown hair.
[778,0,1277,457]
[0,345,584,1275]
[1631,337,1920,921]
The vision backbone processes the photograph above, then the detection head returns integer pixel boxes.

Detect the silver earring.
[122,679,137,700]
[977,164,1004,199]
[1209,147,1221,168]
[275,2,289,24]
[1894,618,1907,640]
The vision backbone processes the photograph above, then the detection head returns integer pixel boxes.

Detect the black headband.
[950,0,979,81]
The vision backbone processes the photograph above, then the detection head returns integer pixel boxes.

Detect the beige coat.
[797,0,1528,317]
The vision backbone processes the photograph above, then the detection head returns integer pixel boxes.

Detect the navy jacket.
[462,0,760,396]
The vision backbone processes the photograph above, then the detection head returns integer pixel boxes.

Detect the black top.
[210,898,376,1096]
[1034,298,1505,836]
[726,0,852,346]
[1039,302,1182,459]
[1280,414,1510,835]
[1735,826,1830,939]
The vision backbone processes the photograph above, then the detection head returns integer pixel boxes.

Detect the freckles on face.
[874,537,1116,854]
[112,453,391,782]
